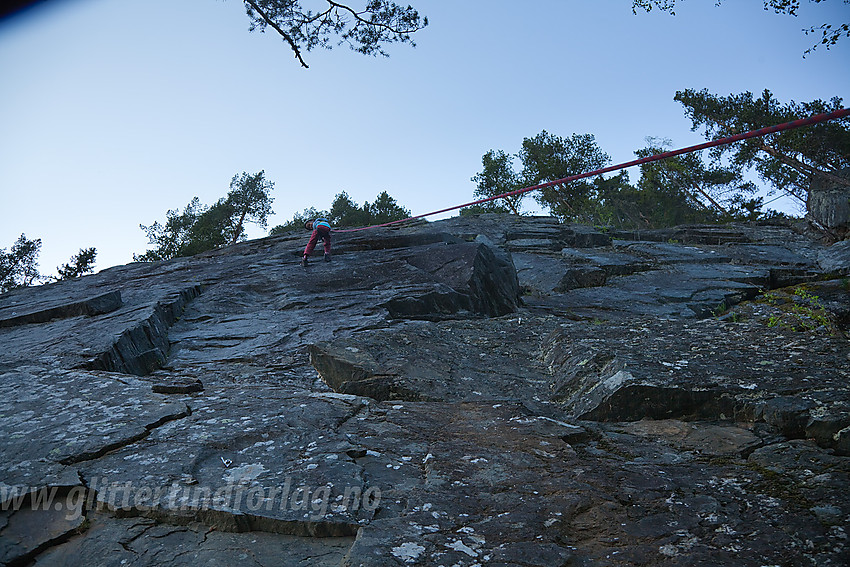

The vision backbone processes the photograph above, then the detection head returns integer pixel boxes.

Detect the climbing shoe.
[300,256,309,267]
[324,254,331,262]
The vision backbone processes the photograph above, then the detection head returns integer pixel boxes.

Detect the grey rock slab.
[68,385,376,533]
[720,243,819,267]
[542,316,850,443]
[615,241,733,264]
[512,252,570,294]
[336,402,850,566]
[818,239,850,272]
[31,512,354,567]
[0,290,122,329]
[567,427,850,566]
[610,224,752,245]
[535,263,767,319]
[308,316,552,402]
[615,419,763,458]
[1,495,85,567]
[562,247,655,276]
[0,368,190,486]
[2,215,850,566]
[0,282,201,375]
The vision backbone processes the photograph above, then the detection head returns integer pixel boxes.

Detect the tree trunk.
[230,211,247,245]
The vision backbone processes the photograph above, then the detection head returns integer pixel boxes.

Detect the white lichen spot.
[391,542,425,563]
[445,539,478,557]
[462,455,488,464]
[223,463,267,485]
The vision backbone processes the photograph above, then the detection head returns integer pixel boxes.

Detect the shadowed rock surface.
[1,214,849,566]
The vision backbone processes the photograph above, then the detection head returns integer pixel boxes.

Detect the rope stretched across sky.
[335,108,850,233]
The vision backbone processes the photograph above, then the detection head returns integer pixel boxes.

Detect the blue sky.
[1,0,848,274]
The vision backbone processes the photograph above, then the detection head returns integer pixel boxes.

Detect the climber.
[301,217,332,266]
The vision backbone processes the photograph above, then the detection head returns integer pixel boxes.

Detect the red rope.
[335,107,850,233]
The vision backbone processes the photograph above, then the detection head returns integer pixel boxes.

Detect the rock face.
[1,214,849,566]
[808,167,850,236]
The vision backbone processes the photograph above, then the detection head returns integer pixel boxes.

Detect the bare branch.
[244,0,310,67]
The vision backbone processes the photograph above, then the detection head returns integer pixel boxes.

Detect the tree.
[241,0,428,67]
[465,128,783,228]
[0,234,41,294]
[135,197,204,262]
[135,170,276,261]
[1,235,98,292]
[632,0,849,54]
[636,138,759,216]
[184,200,238,255]
[270,206,329,235]
[466,131,630,223]
[269,190,411,233]
[226,171,275,244]
[364,190,411,224]
[470,150,525,215]
[329,192,371,227]
[674,88,850,206]
[519,131,613,222]
[56,247,97,280]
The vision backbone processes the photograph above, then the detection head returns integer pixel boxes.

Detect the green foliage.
[363,190,411,225]
[759,286,836,334]
[271,190,410,234]
[470,149,524,215]
[270,207,329,235]
[1,236,98,292]
[135,171,275,261]
[469,128,779,228]
[459,203,513,216]
[56,248,97,281]
[468,130,624,222]
[329,192,370,227]
[599,137,763,228]
[520,131,612,221]
[0,234,41,294]
[242,0,428,68]
[674,88,850,206]
[632,1,849,54]
[226,170,275,244]
[135,197,204,262]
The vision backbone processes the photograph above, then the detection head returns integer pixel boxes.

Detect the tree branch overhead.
[241,0,427,67]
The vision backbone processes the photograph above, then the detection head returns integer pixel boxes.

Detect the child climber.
[301,217,332,266]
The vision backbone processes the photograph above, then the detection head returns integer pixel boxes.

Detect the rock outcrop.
[1,215,849,566]
[808,167,850,237]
